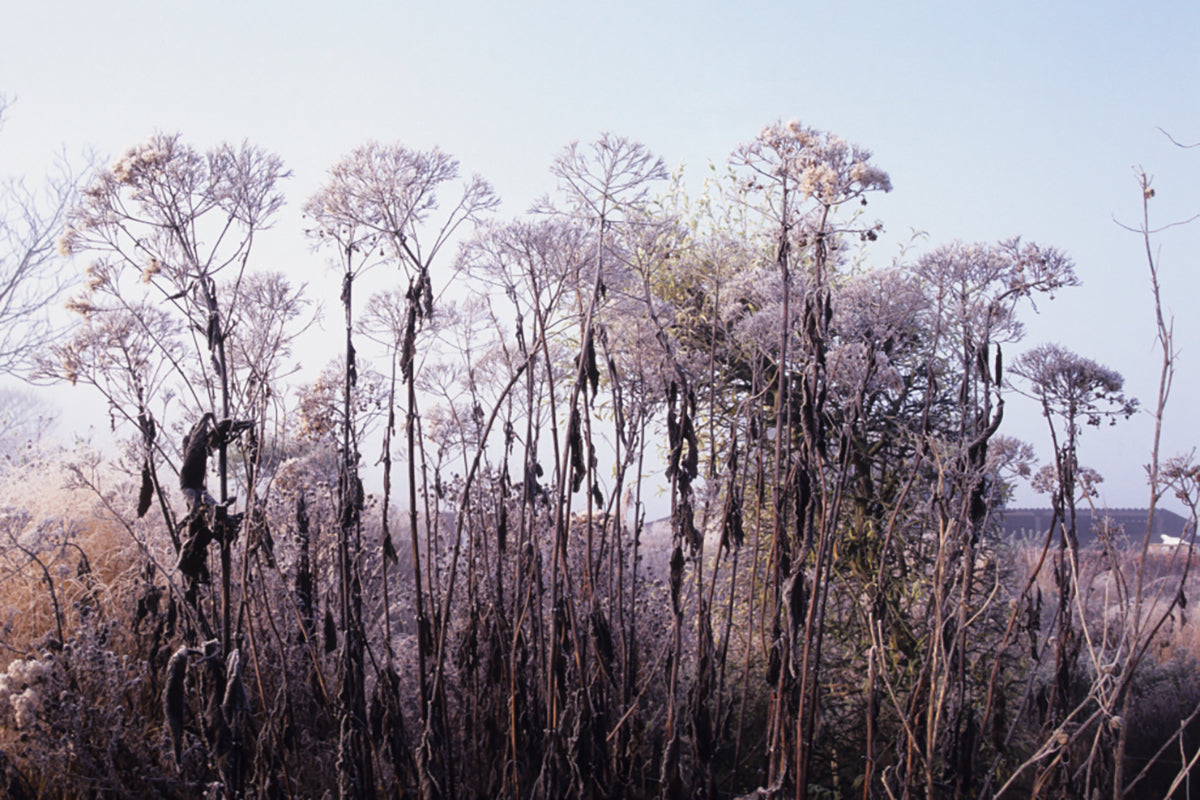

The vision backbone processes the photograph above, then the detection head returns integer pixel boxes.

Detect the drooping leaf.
[137,461,154,518]
[164,646,189,769]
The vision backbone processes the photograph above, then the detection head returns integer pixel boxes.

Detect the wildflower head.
[64,294,97,318]
[142,256,162,283]
[56,226,77,258]
[0,657,52,729]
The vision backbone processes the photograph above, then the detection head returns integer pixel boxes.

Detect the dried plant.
[4,121,1198,800]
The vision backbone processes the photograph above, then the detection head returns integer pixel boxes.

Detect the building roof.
[1000,507,1192,547]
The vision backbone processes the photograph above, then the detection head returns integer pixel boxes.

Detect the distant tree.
[0,385,56,463]
[0,95,86,376]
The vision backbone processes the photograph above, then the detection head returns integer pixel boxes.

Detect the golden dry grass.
[1010,537,1200,666]
[0,454,144,669]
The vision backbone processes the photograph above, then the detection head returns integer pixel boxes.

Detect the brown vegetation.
[0,124,1195,800]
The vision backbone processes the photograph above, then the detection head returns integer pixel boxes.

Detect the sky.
[2,0,1199,514]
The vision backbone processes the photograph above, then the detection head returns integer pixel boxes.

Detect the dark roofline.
[1004,507,1186,517]
[999,507,1192,544]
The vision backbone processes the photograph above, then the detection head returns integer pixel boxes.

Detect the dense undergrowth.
[0,123,1197,799]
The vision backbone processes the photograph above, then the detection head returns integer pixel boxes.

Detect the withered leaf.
[137,461,154,518]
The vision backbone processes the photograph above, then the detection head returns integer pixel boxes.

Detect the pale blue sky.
[3,0,1198,512]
